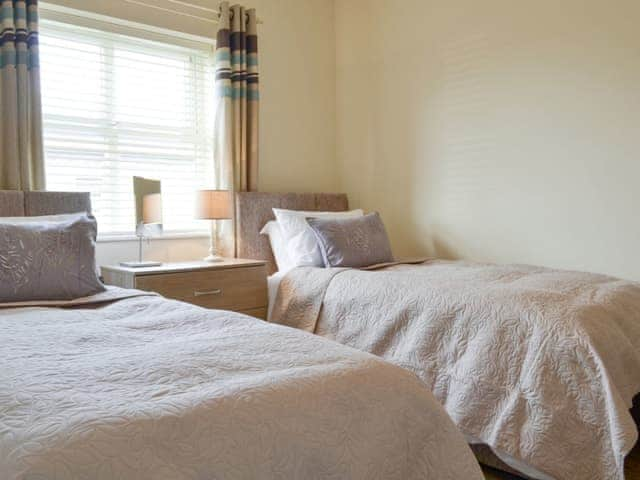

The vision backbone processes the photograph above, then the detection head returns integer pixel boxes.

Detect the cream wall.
[335,0,640,280]
[44,0,337,265]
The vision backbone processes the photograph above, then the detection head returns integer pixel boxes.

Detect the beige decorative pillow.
[307,212,394,268]
[0,213,105,302]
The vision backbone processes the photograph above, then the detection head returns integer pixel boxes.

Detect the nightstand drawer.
[135,265,267,312]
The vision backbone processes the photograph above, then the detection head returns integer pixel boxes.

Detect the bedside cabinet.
[101,259,268,319]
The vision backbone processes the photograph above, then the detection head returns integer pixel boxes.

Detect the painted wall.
[335,0,640,280]
[45,0,338,266]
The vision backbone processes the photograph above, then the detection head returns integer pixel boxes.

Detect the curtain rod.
[123,0,263,25]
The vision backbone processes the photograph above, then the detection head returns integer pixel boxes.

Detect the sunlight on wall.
[336,0,640,280]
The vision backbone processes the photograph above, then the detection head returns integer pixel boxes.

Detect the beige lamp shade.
[196,190,233,220]
[142,193,162,224]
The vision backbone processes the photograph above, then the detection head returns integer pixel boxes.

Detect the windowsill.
[97,232,209,243]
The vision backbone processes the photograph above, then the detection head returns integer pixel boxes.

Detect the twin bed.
[0,191,482,479]
[237,192,640,480]
[3,190,640,480]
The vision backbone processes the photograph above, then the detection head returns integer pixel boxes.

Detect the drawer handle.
[194,288,223,297]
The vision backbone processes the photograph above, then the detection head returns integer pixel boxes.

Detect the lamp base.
[203,254,224,263]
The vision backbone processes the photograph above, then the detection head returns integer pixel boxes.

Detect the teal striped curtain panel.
[0,0,44,191]
[214,1,259,193]
[213,1,259,255]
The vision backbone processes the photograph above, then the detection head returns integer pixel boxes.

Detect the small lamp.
[120,191,163,268]
[196,189,233,262]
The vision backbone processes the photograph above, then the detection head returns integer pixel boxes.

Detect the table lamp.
[120,191,163,268]
[196,189,233,262]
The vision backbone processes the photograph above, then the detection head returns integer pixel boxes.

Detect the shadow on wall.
[430,233,460,261]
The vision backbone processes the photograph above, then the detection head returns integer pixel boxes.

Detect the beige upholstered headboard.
[236,192,349,275]
[0,191,92,216]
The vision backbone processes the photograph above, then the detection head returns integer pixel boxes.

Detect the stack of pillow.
[261,208,394,273]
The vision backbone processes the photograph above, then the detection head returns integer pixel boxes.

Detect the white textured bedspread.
[271,261,640,480]
[0,294,482,480]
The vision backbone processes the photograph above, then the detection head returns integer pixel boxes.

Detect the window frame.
[39,3,217,241]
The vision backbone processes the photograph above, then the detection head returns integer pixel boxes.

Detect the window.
[40,17,216,236]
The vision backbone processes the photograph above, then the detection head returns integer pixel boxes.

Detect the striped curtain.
[0,0,44,191]
[213,1,259,255]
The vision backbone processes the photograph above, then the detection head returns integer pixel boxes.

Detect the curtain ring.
[225,6,250,23]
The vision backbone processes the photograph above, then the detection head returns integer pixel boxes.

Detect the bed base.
[472,444,533,479]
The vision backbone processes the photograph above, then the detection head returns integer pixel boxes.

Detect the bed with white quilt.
[238,192,640,480]
[0,191,483,480]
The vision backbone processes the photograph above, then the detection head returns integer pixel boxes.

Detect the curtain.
[0,0,45,191]
[213,1,259,255]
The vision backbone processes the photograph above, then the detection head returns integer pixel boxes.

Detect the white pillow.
[273,208,364,267]
[259,220,295,273]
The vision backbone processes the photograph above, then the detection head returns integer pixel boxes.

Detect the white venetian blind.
[40,17,216,236]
